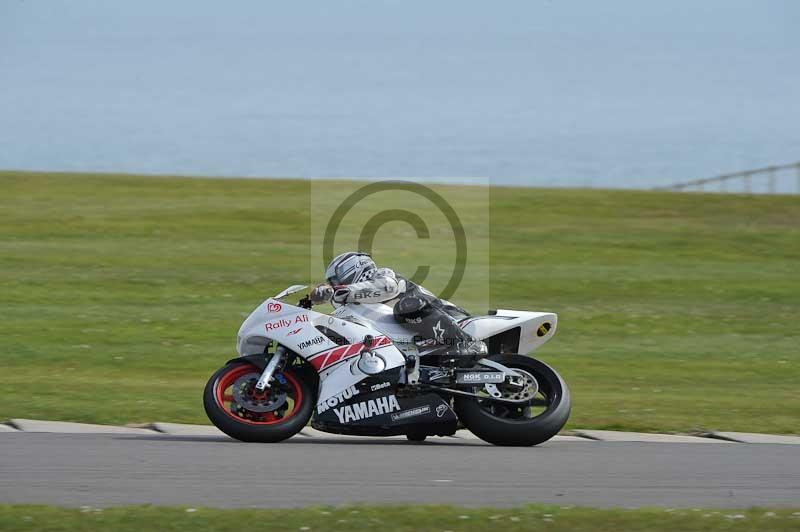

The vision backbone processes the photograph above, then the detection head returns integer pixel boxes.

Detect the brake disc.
[484,368,539,402]
[232,373,287,412]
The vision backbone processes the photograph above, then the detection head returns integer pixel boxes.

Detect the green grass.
[1,171,798,433]
[2,505,799,532]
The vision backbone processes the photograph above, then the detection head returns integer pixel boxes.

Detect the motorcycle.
[203,284,570,446]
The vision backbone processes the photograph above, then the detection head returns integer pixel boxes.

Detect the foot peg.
[462,340,488,357]
[445,340,488,368]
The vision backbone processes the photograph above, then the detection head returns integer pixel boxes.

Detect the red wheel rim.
[215,364,304,425]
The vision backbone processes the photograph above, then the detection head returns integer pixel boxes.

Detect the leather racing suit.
[326,268,474,356]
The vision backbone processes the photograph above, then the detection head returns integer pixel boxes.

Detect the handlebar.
[298,294,313,309]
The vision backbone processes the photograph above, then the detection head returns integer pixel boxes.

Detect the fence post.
[744,172,752,194]
[797,164,800,194]
[768,168,776,194]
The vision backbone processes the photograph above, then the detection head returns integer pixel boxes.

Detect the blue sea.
[1,1,799,191]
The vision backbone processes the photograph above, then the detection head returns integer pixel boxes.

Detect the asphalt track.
[1,432,798,508]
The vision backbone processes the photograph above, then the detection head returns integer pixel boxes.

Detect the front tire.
[203,360,313,442]
[454,354,570,446]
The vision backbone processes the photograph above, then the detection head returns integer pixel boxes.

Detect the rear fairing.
[458,309,558,354]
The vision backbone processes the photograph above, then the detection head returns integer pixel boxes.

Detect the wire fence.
[654,162,800,194]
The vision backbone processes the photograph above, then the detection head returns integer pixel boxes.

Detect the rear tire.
[203,360,313,443]
[454,355,570,446]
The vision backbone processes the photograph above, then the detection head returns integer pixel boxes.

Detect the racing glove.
[310,284,334,305]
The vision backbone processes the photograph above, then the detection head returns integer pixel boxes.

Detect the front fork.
[254,345,287,391]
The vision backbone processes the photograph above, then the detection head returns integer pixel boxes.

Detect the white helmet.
[325,252,376,286]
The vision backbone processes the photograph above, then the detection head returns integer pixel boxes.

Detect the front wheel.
[454,354,570,446]
[203,359,313,442]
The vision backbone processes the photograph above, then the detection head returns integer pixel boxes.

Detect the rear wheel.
[203,359,313,442]
[454,354,570,446]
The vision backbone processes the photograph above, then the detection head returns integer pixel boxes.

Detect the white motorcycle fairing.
[459,309,558,354]
[236,298,407,406]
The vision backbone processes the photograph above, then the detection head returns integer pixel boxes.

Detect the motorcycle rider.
[310,251,487,363]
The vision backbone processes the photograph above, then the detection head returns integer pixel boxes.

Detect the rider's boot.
[445,339,488,368]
